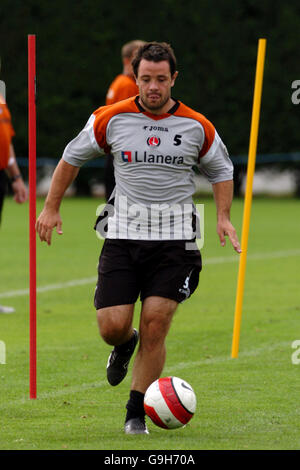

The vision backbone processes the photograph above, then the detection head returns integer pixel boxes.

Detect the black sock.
[125,390,145,422]
[115,331,136,355]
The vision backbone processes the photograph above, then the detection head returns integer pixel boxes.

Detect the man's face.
[136,59,178,114]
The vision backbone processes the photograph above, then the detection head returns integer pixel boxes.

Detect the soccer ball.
[144,376,196,429]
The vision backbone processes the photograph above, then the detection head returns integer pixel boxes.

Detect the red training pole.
[28,34,37,399]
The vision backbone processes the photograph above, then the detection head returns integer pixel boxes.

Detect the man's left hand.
[12,178,28,204]
[217,219,241,253]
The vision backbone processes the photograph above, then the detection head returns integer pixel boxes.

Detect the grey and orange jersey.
[62,96,233,240]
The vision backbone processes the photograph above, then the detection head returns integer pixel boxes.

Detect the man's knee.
[139,296,178,349]
[97,304,134,345]
[142,296,177,324]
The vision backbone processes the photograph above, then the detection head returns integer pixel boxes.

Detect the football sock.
[115,331,136,355]
[125,390,145,422]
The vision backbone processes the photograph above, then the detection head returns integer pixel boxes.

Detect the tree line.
[0,0,299,162]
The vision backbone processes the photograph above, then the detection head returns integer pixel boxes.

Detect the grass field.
[0,195,300,451]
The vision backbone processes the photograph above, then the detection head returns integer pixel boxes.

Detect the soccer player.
[0,73,28,313]
[104,40,145,200]
[36,42,241,434]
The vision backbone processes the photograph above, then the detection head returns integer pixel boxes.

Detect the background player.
[0,71,28,313]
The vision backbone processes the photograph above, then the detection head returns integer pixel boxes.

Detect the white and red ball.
[144,376,196,429]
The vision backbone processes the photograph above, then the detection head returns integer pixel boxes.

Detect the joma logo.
[143,125,169,132]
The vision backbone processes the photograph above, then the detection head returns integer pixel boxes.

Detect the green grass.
[0,195,300,450]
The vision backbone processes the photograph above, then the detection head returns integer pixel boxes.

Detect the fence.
[15,153,300,198]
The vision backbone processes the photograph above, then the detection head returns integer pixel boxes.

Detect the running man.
[36,42,241,434]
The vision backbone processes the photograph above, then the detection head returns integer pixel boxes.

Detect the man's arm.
[212,179,241,253]
[5,144,28,203]
[197,126,241,253]
[36,159,79,245]
[36,111,106,245]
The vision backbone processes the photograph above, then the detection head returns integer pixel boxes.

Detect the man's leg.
[97,304,135,346]
[0,171,15,313]
[97,304,138,387]
[131,296,178,392]
[124,296,178,433]
[0,169,7,226]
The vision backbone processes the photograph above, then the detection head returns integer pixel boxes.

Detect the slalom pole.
[231,38,266,359]
[28,34,37,398]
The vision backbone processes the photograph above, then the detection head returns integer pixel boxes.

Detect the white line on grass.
[0,276,97,299]
[204,248,300,265]
[0,380,108,409]
[1,248,300,300]
[165,340,293,372]
[0,340,291,408]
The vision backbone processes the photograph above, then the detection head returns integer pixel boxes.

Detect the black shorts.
[94,238,202,309]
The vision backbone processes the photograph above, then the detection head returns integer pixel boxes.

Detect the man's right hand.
[35,209,63,246]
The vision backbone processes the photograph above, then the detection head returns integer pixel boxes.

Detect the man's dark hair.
[132,42,177,77]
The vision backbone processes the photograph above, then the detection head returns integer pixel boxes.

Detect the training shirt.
[62,96,233,240]
[106,75,139,105]
[0,94,15,171]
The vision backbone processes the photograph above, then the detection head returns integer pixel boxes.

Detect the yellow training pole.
[231,38,266,358]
